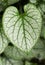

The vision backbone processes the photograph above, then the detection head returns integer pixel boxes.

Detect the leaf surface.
[3,4,42,52]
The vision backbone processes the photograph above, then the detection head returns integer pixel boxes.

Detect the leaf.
[22,39,45,60]
[41,18,45,38]
[43,0,45,2]
[25,61,37,65]
[4,45,37,60]
[0,19,9,54]
[0,0,19,12]
[0,0,7,12]
[4,40,45,61]
[25,61,30,65]
[4,46,27,60]
[41,25,45,38]
[8,0,19,5]
[0,57,23,65]
[31,39,45,59]
[30,0,37,4]
[39,3,45,13]
[0,5,3,12]
[0,0,19,5]
[9,59,23,65]
[3,3,42,52]
[38,3,45,16]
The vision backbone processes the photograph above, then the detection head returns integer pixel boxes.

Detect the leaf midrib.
[22,17,27,51]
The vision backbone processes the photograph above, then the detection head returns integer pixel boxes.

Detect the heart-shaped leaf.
[0,19,9,54]
[3,3,42,52]
[0,57,23,65]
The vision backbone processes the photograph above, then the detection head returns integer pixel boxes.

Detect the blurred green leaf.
[25,61,37,65]
[41,17,45,38]
[4,45,36,60]
[0,57,23,65]
[0,0,7,12]
[39,3,45,13]
[0,19,9,54]
[8,0,19,5]
[0,0,19,12]
[31,39,45,60]
[41,25,45,39]
[43,0,45,2]
[38,3,45,16]
[4,45,27,60]
[29,0,37,4]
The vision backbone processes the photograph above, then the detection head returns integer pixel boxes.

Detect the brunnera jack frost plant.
[2,3,42,53]
[0,0,44,65]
